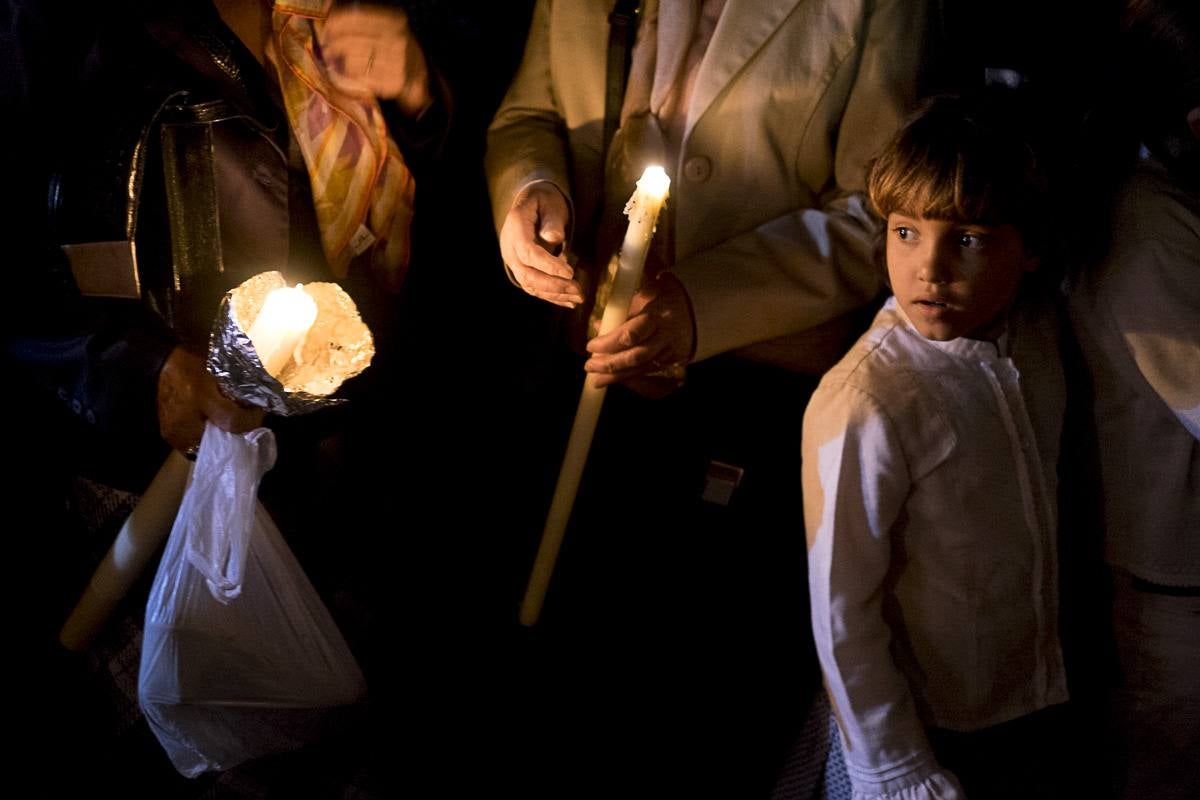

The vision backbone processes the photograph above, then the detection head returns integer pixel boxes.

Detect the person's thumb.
[538,217,565,247]
[203,388,265,434]
[537,197,567,246]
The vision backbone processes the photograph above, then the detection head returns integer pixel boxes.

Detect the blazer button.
[682,155,712,183]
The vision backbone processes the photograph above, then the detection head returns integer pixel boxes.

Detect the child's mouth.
[912,298,951,319]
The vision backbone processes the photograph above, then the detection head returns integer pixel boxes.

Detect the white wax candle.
[60,451,193,651]
[596,165,672,336]
[520,165,671,627]
[246,284,319,379]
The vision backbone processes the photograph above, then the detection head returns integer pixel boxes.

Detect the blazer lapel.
[684,0,805,141]
[651,0,696,113]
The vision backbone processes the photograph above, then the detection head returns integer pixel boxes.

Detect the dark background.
[2,1,1129,797]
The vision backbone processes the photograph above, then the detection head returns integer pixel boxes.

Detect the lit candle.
[597,165,672,337]
[246,284,318,379]
[520,165,671,627]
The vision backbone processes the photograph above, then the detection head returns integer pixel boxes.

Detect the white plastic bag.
[138,422,366,777]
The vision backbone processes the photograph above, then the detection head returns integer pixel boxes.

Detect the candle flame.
[247,284,319,378]
[636,165,671,200]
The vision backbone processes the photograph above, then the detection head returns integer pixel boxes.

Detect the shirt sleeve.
[1102,236,1200,441]
[802,380,965,800]
[484,0,575,238]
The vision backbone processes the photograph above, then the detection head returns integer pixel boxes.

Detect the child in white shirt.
[803,93,1069,800]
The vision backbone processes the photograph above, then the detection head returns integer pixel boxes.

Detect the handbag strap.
[603,0,641,169]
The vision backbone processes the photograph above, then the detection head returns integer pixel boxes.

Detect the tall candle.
[60,451,193,651]
[246,284,318,379]
[520,165,671,627]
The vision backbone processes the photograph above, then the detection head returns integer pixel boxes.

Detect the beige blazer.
[487,0,926,371]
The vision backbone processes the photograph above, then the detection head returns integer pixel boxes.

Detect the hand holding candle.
[584,271,694,389]
[584,165,691,391]
[61,271,374,650]
[157,348,266,455]
[520,165,671,627]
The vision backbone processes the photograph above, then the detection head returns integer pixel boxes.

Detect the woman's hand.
[320,4,432,116]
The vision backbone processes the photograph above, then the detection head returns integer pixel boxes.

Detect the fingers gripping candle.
[520,166,671,627]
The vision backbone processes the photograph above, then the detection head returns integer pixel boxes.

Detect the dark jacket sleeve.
[1,2,176,485]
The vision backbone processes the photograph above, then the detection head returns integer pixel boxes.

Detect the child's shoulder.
[820,298,930,391]
[806,300,959,469]
[807,299,940,434]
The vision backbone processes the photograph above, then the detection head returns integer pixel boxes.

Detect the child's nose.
[917,242,955,284]
[916,253,955,287]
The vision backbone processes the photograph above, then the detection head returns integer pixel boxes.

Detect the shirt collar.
[887,296,1008,362]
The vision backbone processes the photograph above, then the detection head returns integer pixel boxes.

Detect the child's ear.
[1023,251,1041,273]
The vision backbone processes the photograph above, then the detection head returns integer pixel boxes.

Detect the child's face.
[885,213,1038,341]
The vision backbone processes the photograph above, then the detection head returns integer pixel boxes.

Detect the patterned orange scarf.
[270,0,415,292]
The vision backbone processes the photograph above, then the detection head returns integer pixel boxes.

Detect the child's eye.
[958,232,985,249]
[893,226,914,241]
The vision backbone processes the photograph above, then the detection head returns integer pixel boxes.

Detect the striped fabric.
[270,0,415,292]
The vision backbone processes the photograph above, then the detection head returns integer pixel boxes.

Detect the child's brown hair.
[867,91,1049,257]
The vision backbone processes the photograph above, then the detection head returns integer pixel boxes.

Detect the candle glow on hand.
[246,284,318,379]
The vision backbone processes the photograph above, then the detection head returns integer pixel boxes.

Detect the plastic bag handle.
[184,423,276,603]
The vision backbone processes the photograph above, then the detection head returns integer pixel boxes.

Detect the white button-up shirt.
[802,296,1069,799]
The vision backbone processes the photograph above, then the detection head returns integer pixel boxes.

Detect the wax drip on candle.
[246,284,319,379]
[598,165,671,337]
[636,165,671,206]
